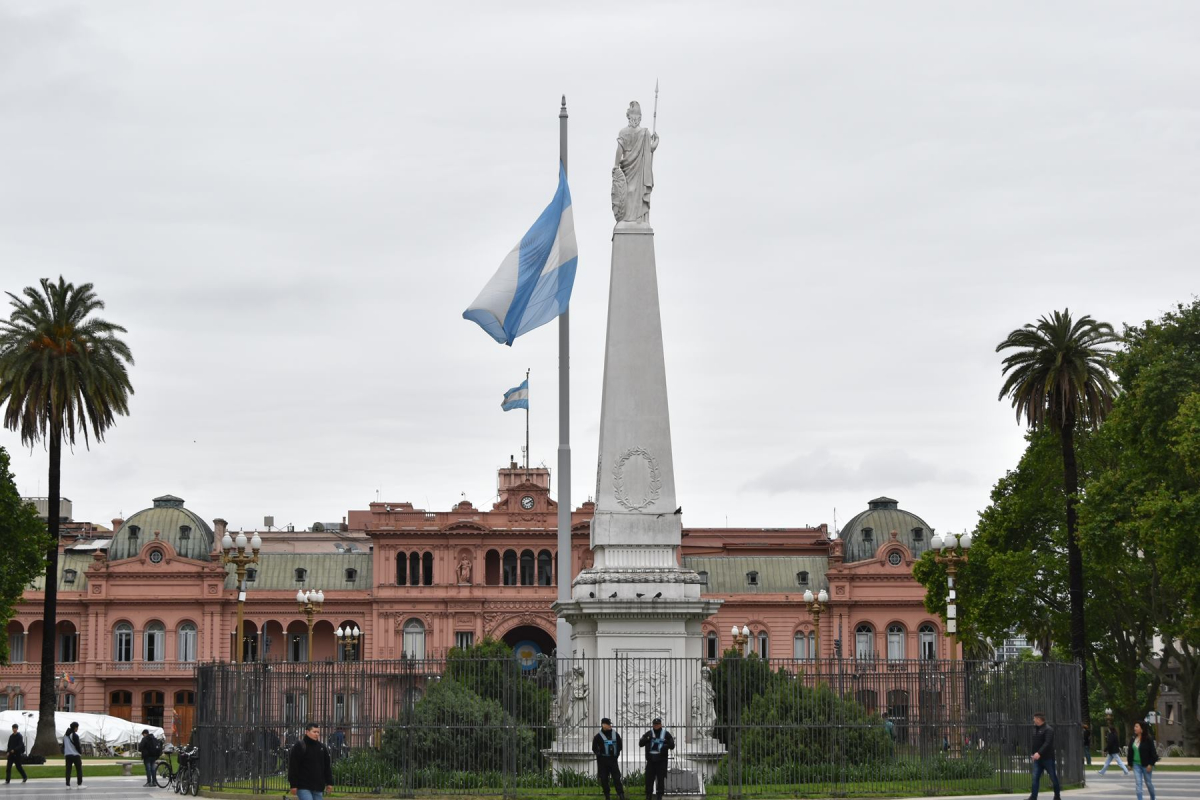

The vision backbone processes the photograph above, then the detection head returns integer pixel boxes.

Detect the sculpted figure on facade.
[456,557,472,584]
[690,665,717,735]
[611,101,658,223]
[563,663,589,731]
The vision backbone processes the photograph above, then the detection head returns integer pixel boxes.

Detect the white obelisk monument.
[553,98,721,782]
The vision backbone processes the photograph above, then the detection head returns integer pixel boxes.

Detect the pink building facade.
[4,467,950,741]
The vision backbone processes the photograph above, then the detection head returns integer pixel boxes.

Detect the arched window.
[485,550,501,585]
[422,552,434,586]
[395,551,407,585]
[537,550,553,586]
[246,567,257,583]
[794,632,808,660]
[403,618,426,660]
[706,631,718,660]
[855,623,875,661]
[855,689,879,715]
[144,621,165,662]
[519,550,535,586]
[114,622,134,662]
[408,552,420,587]
[758,631,769,659]
[746,571,759,586]
[861,527,873,542]
[128,525,140,541]
[919,624,937,660]
[797,571,809,585]
[294,568,307,583]
[809,631,816,660]
[887,624,905,661]
[502,550,518,586]
[178,622,198,663]
[179,525,191,540]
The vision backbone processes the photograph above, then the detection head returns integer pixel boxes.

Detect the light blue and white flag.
[463,163,577,346]
[502,380,529,411]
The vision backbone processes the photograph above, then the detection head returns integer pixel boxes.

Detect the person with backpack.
[139,729,160,786]
[63,721,84,789]
[5,724,27,784]
[287,722,333,800]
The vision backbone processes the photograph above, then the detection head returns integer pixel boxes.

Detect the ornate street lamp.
[222,529,262,664]
[296,589,324,708]
[931,530,971,754]
[730,625,751,657]
[930,531,972,662]
[803,589,829,676]
[335,625,362,660]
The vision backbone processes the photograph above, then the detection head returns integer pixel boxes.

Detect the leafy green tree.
[381,677,537,774]
[708,650,783,746]
[0,277,134,755]
[996,309,1120,723]
[445,638,552,745]
[0,447,52,663]
[1080,300,1200,754]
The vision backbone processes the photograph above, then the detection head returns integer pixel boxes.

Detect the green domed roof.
[838,497,934,563]
[107,495,215,561]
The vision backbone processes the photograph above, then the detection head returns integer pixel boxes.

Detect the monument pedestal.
[550,221,722,790]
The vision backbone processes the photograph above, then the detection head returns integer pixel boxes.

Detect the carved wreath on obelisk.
[613,447,662,511]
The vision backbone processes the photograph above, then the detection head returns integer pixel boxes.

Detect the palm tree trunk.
[1059,417,1092,725]
[31,424,61,756]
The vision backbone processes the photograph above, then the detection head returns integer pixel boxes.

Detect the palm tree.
[0,277,133,756]
[996,309,1119,724]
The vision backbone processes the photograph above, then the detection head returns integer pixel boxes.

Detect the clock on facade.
[520,495,535,510]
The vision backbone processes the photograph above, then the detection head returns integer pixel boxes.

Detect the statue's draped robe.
[616,125,654,222]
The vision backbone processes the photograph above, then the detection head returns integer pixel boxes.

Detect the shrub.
[1166,744,1184,758]
[445,638,554,747]
[736,680,894,769]
[381,677,538,773]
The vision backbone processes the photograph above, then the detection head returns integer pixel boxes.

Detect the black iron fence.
[194,656,1081,798]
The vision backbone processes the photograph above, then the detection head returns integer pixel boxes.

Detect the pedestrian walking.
[1098,725,1128,775]
[638,718,675,800]
[1129,720,1158,800]
[4,724,27,784]
[138,728,159,786]
[287,722,333,800]
[592,717,626,800]
[1026,711,1061,800]
[63,720,84,789]
[1081,723,1091,766]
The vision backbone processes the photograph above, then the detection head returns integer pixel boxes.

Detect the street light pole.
[296,589,324,711]
[803,589,829,678]
[222,529,262,663]
[931,531,971,755]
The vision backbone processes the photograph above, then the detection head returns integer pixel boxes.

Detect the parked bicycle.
[154,744,200,795]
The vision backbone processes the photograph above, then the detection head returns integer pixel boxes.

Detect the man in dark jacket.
[1027,712,1061,800]
[4,724,26,784]
[287,722,333,800]
[638,718,675,800]
[1098,726,1129,775]
[138,729,159,786]
[592,717,625,800]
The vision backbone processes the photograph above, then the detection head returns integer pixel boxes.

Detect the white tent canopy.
[0,710,163,750]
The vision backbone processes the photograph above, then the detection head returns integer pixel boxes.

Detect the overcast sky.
[2,2,1196,537]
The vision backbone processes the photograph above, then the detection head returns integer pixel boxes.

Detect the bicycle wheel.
[187,766,201,796]
[154,760,173,788]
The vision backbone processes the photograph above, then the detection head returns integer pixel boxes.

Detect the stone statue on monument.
[564,663,590,730]
[690,665,717,735]
[611,100,659,223]
[456,557,472,584]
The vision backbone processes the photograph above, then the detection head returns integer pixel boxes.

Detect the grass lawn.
[14,764,128,780]
[198,779,1087,799]
[1086,764,1200,772]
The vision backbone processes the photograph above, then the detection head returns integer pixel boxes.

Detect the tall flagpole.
[525,367,530,472]
[556,95,573,657]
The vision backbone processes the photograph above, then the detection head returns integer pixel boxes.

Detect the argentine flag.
[463,164,577,346]
[502,380,529,411]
